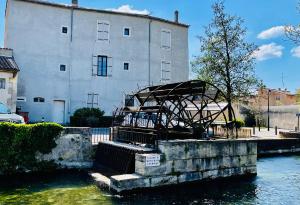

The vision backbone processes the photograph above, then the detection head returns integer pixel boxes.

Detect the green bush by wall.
[233,119,245,129]
[70,108,114,127]
[0,122,63,175]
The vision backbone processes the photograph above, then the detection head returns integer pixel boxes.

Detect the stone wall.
[213,127,252,138]
[260,105,300,130]
[255,138,300,156]
[279,131,300,139]
[37,127,93,169]
[109,139,257,192]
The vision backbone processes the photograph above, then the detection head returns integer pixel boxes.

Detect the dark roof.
[14,0,189,28]
[0,56,19,72]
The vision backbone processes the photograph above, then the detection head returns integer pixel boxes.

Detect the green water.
[1,155,300,205]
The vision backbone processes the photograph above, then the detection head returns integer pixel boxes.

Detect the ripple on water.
[0,155,300,205]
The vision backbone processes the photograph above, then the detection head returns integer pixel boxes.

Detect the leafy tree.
[191,1,259,121]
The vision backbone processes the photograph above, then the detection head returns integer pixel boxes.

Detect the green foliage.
[240,107,256,127]
[0,122,63,175]
[73,108,105,118]
[232,119,245,129]
[191,1,259,120]
[70,107,117,127]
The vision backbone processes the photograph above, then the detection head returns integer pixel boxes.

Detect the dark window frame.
[60,64,66,71]
[97,56,108,76]
[124,28,130,36]
[124,62,129,70]
[62,27,68,34]
[33,97,45,103]
[0,78,5,89]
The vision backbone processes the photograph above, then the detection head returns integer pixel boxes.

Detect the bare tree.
[285,2,300,44]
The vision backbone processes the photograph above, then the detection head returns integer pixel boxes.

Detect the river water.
[0,155,300,205]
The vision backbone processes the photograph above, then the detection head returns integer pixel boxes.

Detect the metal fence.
[91,128,111,145]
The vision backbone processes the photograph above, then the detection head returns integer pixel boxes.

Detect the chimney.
[174,10,179,23]
[72,0,78,7]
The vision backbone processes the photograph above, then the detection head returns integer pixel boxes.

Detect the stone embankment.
[92,139,257,192]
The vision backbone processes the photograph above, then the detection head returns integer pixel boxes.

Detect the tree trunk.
[228,100,233,122]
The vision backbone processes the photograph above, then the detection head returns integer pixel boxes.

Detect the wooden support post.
[275,126,278,135]
[253,126,255,135]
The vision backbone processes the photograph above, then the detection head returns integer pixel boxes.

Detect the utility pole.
[268,89,270,131]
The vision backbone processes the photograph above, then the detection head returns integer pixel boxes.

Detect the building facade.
[0,48,19,112]
[4,0,189,123]
[248,88,297,108]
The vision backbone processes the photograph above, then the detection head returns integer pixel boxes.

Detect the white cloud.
[291,46,300,58]
[257,26,285,39]
[252,43,284,61]
[107,5,150,15]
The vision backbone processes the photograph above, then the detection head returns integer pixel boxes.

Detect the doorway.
[53,100,65,124]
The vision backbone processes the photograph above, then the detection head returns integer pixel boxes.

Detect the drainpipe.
[148,19,152,86]
[68,7,74,118]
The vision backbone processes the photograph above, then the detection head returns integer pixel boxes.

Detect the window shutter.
[161,61,171,83]
[97,21,110,41]
[107,56,113,76]
[92,55,98,76]
[161,29,171,49]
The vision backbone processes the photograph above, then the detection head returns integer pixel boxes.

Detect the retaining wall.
[108,139,257,192]
[37,127,93,169]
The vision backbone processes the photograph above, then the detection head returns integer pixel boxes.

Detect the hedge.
[70,107,115,127]
[0,122,63,175]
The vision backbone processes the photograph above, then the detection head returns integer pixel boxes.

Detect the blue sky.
[1,0,300,92]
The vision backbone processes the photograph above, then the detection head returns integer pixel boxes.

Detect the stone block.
[110,174,150,191]
[149,175,178,187]
[178,171,203,183]
[135,160,167,176]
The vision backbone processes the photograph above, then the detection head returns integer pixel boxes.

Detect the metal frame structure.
[113,80,237,145]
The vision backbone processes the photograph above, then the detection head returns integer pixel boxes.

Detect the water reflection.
[0,155,300,205]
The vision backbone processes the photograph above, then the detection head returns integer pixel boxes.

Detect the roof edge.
[14,0,190,28]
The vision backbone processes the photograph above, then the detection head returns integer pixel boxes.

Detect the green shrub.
[240,107,256,127]
[232,119,245,129]
[73,108,105,118]
[0,122,63,175]
[70,107,115,127]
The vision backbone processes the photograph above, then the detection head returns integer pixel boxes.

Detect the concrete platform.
[90,139,257,193]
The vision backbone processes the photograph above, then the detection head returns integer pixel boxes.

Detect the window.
[33,97,45,103]
[0,78,5,89]
[17,97,26,102]
[125,95,134,107]
[124,62,129,70]
[276,96,281,101]
[161,29,171,49]
[161,61,171,83]
[60,64,66,71]
[62,27,68,34]
[87,93,99,108]
[124,28,130,36]
[97,21,110,41]
[97,56,108,76]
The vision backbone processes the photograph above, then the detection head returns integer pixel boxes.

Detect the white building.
[0,48,19,112]
[4,0,189,123]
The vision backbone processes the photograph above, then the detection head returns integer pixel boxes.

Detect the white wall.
[0,71,17,112]
[5,0,189,123]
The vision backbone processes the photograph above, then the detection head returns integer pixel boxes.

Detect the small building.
[0,48,19,112]
[4,0,189,123]
[247,88,297,107]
